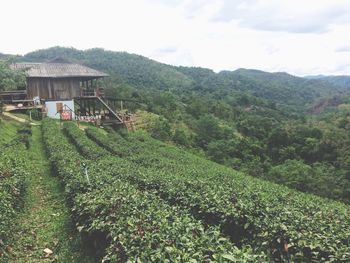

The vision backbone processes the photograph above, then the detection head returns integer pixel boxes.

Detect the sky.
[1,0,350,76]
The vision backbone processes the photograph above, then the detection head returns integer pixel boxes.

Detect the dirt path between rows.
[8,126,95,263]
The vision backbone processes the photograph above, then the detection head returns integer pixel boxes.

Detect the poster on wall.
[45,100,75,119]
[60,110,72,121]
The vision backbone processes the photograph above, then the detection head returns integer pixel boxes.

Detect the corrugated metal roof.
[12,61,108,78]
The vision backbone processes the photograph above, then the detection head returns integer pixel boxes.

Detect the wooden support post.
[84,99,88,115]
[85,99,89,115]
[87,99,92,115]
[82,99,86,115]
[92,99,96,115]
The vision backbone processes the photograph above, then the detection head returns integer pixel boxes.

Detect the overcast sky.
[1,0,350,76]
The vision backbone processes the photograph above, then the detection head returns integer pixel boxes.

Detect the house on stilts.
[1,58,128,127]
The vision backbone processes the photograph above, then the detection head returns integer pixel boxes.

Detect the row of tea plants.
[84,127,350,262]
[43,120,267,262]
[0,123,31,257]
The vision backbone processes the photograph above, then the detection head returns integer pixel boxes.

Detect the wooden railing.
[80,88,105,98]
[0,90,27,102]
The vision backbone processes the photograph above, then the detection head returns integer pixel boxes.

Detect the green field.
[49,120,350,261]
[1,118,350,262]
[0,119,30,260]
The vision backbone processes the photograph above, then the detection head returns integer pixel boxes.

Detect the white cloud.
[335,46,350,52]
[212,0,350,34]
[0,0,350,75]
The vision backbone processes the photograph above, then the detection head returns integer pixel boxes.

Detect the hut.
[12,58,108,100]
[6,59,125,126]
[11,59,113,120]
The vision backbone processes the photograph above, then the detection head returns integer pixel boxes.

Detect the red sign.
[61,110,72,120]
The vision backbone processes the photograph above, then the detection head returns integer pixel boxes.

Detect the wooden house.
[4,59,127,126]
[12,58,108,100]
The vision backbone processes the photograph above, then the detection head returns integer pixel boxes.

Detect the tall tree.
[0,59,26,91]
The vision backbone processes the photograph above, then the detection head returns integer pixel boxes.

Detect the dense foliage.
[43,120,266,262]
[22,47,346,109]
[0,122,31,257]
[1,46,349,261]
[18,46,350,202]
[84,126,350,262]
[306,75,350,89]
[0,59,26,91]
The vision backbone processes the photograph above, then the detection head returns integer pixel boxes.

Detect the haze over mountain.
[2,1,350,76]
[14,46,350,111]
[305,75,350,89]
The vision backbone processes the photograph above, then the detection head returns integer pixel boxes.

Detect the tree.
[195,115,223,148]
[0,59,26,91]
[172,128,190,146]
[150,118,172,141]
[268,159,313,192]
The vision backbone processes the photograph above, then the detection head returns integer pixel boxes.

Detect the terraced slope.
[5,119,348,262]
[8,126,94,263]
[0,123,30,259]
[84,127,350,262]
[43,119,267,262]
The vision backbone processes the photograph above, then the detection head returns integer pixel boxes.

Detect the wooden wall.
[27,78,81,100]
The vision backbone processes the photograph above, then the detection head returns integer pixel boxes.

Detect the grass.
[8,126,96,263]
[0,117,21,145]
[11,112,41,125]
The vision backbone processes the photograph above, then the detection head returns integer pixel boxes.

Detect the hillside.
[21,47,347,109]
[1,46,350,204]
[177,66,345,108]
[22,47,194,92]
[306,75,350,89]
[2,117,350,262]
[2,46,350,261]
[0,53,8,59]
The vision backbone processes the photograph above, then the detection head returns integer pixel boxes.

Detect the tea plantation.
[52,120,350,262]
[0,121,31,259]
[1,118,350,262]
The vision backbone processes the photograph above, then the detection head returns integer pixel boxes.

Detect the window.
[56,102,63,113]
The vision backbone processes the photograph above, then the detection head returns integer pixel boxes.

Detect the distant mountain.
[4,47,350,203]
[22,47,194,92]
[218,69,344,106]
[304,75,327,80]
[0,53,12,60]
[176,67,344,107]
[16,46,348,110]
[305,75,350,89]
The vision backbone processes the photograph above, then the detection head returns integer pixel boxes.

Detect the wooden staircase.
[75,88,135,129]
[96,96,124,123]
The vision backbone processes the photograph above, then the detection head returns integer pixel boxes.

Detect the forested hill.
[22,47,194,93]
[181,67,348,107]
[21,46,347,109]
[306,75,350,89]
[0,52,12,59]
